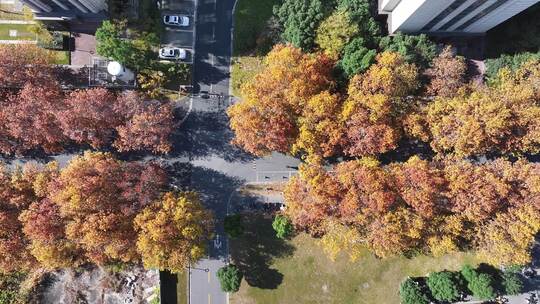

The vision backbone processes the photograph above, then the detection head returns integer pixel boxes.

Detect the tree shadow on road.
[167,163,244,213]
[230,214,295,290]
[168,163,247,260]
[193,60,230,88]
[168,109,255,163]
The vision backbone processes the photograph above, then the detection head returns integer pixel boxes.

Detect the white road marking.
[166,28,195,33]
[214,235,222,249]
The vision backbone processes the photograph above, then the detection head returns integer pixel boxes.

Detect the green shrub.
[217,265,242,292]
[502,271,523,295]
[104,261,128,273]
[150,287,160,304]
[0,272,26,304]
[461,265,496,300]
[426,271,461,302]
[272,215,294,239]
[399,278,429,304]
[224,214,244,238]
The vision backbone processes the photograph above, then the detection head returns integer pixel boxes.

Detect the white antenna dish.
[107,61,123,76]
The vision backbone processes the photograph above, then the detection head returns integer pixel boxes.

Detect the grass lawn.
[231,0,279,97]
[51,51,70,65]
[177,271,187,304]
[230,215,481,304]
[233,0,280,55]
[0,24,36,40]
[231,56,264,96]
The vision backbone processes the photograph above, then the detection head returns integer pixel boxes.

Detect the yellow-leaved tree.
[315,10,359,59]
[134,191,213,272]
[292,91,344,158]
[477,204,540,266]
[319,219,365,262]
[419,60,540,157]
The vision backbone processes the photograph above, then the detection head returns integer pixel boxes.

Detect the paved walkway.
[71,33,96,66]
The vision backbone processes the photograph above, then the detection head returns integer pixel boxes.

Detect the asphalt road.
[184,0,236,303]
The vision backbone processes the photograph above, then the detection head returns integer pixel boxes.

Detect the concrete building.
[20,0,107,31]
[379,0,540,34]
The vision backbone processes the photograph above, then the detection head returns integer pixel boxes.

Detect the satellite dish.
[107,61,123,76]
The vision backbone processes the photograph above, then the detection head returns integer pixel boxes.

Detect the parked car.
[163,15,189,27]
[158,47,187,60]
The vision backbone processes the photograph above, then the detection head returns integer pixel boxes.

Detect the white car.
[159,47,187,60]
[163,15,189,27]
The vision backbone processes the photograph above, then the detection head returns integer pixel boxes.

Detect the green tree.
[426,271,461,302]
[95,20,155,70]
[95,21,134,65]
[379,32,437,69]
[336,0,381,46]
[461,265,496,300]
[501,271,523,295]
[273,0,326,50]
[217,264,242,292]
[224,214,244,239]
[315,10,358,58]
[399,278,429,304]
[272,215,294,239]
[339,37,377,78]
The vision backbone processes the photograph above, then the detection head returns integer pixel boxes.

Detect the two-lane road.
[187,0,236,303]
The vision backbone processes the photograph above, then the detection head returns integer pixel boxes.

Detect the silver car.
[159,47,187,60]
[163,15,189,27]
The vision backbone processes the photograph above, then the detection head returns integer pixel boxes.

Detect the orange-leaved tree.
[341,52,418,157]
[228,44,335,157]
[48,151,167,264]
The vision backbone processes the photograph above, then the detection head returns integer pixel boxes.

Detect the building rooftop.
[20,0,107,21]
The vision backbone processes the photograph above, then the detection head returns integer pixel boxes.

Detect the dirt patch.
[38,265,158,304]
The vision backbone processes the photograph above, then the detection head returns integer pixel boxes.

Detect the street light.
[190,266,209,272]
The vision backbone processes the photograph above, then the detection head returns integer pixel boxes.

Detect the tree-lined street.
[174,0,300,303]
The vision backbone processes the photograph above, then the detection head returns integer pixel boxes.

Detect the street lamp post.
[190,266,209,272]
